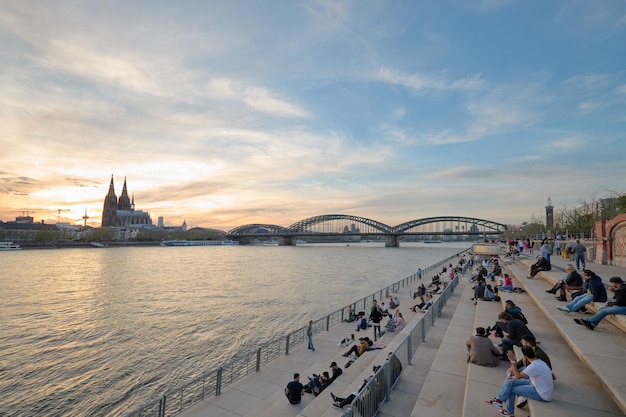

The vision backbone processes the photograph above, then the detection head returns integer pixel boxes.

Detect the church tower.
[545,197,554,232]
[102,175,118,227]
[118,177,132,211]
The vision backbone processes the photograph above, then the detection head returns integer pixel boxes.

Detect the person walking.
[573,240,587,270]
[307,320,315,351]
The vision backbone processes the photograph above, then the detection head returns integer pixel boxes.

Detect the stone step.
[409,279,476,417]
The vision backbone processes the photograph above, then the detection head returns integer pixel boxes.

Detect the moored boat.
[0,241,22,250]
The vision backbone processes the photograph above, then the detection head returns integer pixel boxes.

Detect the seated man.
[545,264,582,301]
[472,281,486,302]
[466,327,500,367]
[528,256,551,278]
[485,347,553,417]
[285,373,305,404]
[574,277,626,330]
[354,313,367,331]
[498,311,534,358]
[557,269,607,313]
[385,315,397,332]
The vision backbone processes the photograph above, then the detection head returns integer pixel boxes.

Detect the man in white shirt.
[485,346,553,416]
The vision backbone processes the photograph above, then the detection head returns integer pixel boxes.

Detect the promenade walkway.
[175,249,626,417]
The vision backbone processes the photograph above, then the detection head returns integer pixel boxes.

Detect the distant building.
[101,176,152,227]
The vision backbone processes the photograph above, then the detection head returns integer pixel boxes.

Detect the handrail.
[124,248,471,417]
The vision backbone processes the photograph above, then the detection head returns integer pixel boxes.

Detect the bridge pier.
[385,235,399,247]
[279,237,296,246]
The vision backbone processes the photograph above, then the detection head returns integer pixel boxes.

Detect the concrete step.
[410,279,476,417]
[504,261,625,417]
[376,278,468,417]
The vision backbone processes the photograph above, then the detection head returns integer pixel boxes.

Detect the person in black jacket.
[528,256,551,278]
[557,269,607,313]
[370,300,383,341]
[498,311,534,358]
[575,277,626,330]
[545,264,583,301]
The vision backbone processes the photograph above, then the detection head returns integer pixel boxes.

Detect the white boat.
[89,242,107,248]
[160,240,239,247]
[0,241,22,250]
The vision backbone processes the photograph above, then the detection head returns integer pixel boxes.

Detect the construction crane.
[82,209,90,227]
[57,209,71,223]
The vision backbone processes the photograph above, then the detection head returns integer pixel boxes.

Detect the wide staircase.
[179,252,626,417]
[377,252,626,417]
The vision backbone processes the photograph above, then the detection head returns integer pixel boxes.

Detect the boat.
[160,240,239,247]
[423,240,443,244]
[0,241,22,250]
[89,242,107,248]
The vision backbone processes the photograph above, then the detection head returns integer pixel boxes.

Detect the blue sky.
[1,0,625,230]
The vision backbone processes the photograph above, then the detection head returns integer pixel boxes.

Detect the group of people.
[466,298,554,417]
[285,361,344,404]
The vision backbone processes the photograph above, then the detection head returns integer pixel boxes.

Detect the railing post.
[341,308,344,322]
[407,334,412,365]
[326,315,330,331]
[421,317,426,342]
[256,348,261,372]
[285,334,290,355]
[216,367,222,396]
[159,396,165,417]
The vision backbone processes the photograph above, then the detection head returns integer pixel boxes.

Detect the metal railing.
[124,249,470,417]
[340,267,462,417]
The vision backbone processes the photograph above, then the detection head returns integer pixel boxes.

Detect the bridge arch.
[227,224,290,236]
[286,214,393,234]
[392,216,507,234]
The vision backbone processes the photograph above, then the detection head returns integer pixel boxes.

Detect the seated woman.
[395,311,406,331]
[344,306,357,322]
[412,284,427,299]
[385,315,397,332]
[497,274,514,293]
[411,296,427,312]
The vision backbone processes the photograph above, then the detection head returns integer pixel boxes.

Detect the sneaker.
[497,410,514,416]
[516,396,528,408]
[556,305,570,313]
[331,392,337,401]
[574,318,595,330]
[485,398,503,409]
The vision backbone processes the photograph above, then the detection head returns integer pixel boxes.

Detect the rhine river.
[0,241,471,416]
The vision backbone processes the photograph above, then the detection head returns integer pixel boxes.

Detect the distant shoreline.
[16,241,162,250]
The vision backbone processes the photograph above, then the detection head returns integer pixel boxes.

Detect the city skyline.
[1,1,626,229]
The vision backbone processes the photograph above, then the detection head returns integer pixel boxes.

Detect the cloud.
[243,87,309,117]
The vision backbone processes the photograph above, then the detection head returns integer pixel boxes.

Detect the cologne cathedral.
[101,176,152,227]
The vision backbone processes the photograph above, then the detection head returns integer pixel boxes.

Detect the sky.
[1,0,626,231]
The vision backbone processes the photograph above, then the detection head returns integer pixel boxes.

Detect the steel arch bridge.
[227,214,507,246]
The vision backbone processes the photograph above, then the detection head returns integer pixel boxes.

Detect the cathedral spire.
[118,176,132,210]
[101,175,119,227]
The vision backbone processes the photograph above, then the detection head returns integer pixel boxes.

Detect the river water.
[0,241,470,416]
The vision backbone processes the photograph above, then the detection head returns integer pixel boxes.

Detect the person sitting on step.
[557,269,607,314]
[574,276,626,330]
[528,256,551,279]
[545,264,582,301]
[485,347,553,417]
[466,327,500,367]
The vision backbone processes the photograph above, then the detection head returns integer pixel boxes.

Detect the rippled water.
[0,242,470,416]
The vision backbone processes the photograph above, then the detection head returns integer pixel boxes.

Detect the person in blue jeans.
[307,320,315,351]
[575,277,626,330]
[485,346,553,416]
[557,269,607,313]
[573,240,587,270]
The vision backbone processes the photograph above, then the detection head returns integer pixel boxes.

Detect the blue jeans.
[501,337,517,355]
[498,378,546,414]
[565,293,592,312]
[575,254,585,270]
[587,305,626,326]
[307,333,314,349]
